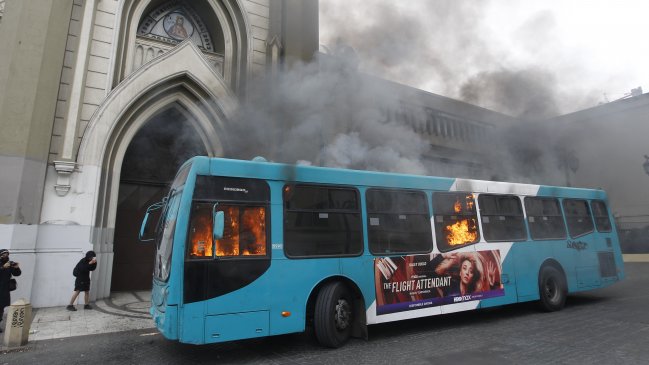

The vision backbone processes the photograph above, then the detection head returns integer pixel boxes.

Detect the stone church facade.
[0,0,319,307]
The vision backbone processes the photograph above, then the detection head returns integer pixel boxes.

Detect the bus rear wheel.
[538,265,567,312]
[314,282,353,348]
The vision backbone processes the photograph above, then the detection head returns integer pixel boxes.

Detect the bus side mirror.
[139,200,165,242]
[213,210,225,241]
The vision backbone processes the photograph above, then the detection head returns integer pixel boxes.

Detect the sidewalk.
[622,253,649,262]
[2,291,155,345]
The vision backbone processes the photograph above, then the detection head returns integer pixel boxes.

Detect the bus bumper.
[152,304,178,340]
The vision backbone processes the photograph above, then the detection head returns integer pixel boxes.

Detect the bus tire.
[314,281,353,348]
[538,265,567,312]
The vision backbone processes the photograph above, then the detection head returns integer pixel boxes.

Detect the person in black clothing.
[0,249,21,333]
[67,250,97,311]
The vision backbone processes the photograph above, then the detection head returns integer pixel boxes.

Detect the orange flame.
[216,206,239,256]
[445,219,478,246]
[190,210,213,258]
[465,194,474,210]
[241,207,266,256]
[454,199,462,213]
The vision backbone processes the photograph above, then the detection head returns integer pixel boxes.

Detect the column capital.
[53,160,78,196]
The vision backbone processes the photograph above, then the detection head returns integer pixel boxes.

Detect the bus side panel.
[512,241,554,302]
[571,232,603,290]
[475,242,518,308]
[196,258,341,342]
[265,258,342,336]
[340,255,376,311]
[204,311,270,343]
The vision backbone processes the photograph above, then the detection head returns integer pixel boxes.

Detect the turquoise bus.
[140,156,624,348]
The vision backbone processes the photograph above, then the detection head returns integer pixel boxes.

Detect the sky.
[319,0,649,118]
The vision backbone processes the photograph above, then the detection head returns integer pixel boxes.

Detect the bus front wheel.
[538,265,567,312]
[314,281,353,348]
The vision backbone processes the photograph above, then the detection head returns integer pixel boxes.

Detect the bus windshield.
[154,189,181,281]
[153,163,191,281]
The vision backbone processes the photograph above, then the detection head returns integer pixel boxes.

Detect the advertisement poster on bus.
[374,250,505,315]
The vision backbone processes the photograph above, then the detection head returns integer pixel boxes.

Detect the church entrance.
[111,108,208,291]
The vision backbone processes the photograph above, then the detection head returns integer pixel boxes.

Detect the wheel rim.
[334,298,352,331]
[544,277,558,303]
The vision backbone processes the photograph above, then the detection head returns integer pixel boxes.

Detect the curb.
[622,254,649,262]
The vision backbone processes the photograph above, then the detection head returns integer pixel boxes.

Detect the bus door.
[183,176,272,344]
[590,200,618,281]
[563,199,600,288]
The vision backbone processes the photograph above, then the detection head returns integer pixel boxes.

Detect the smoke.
[320,1,495,101]
[319,0,602,119]
[315,0,610,185]
[222,1,612,185]
[226,50,573,185]
[483,121,573,185]
[460,68,560,120]
[122,110,207,183]
[228,50,431,175]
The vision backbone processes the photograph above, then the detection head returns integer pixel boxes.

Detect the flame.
[241,207,266,256]
[190,209,213,257]
[465,194,474,210]
[454,199,462,213]
[216,206,239,256]
[445,219,478,246]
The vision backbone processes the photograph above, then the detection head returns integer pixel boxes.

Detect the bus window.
[187,203,267,259]
[188,202,214,258]
[366,189,432,254]
[216,205,267,257]
[478,194,527,242]
[562,199,594,238]
[284,184,362,257]
[524,197,567,240]
[591,200,612,233]
[433,192,480,251]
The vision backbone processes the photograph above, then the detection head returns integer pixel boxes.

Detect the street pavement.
[0,255,647,364]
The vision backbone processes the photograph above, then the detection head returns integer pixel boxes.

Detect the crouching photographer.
[0,249,21,333]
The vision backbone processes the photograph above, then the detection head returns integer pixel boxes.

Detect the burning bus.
[140,156,624,348]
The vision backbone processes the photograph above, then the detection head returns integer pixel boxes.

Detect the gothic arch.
[78,41,237,298]
[110,0,251,94]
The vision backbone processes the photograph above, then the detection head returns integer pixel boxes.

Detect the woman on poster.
[427,252,501,297]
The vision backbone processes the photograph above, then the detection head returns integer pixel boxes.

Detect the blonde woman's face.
[460,260,474,285]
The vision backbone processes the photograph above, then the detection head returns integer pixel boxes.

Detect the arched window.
[133,1,224,75]
[137,3,214,51]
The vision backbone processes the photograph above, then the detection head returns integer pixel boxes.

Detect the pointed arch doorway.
[111,107,208,291]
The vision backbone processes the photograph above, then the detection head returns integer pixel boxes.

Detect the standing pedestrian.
[0,249,21,332]
[67,250,97,311]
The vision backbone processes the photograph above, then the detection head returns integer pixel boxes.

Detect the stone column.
[0,0,74,301]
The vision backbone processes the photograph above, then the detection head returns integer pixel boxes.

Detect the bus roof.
[185,156,607,200]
